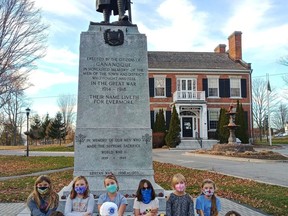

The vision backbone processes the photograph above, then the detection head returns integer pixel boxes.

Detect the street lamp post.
[26,108,31,157]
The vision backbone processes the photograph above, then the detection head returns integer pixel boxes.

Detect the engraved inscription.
[81,56,145,105]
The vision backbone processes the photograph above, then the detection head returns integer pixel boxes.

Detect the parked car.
[275,133,284,137]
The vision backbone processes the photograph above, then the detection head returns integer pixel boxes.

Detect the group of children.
[27,173,236,216]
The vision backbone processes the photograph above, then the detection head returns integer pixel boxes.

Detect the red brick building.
[148,31,252,145]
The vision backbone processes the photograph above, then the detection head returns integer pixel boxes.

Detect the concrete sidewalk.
[2,197,270,216]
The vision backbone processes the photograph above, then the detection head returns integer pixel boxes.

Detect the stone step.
[18,191,168,216]
[17,208,166,216]
[176,139,217,150]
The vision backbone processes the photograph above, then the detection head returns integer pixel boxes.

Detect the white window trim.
[176,75,198,78]
[230,78,242,98]
[229,75,242,79]
[177,78,197,91]
[207,75,220,79]
[208,78,219,98]
[208,109,220,131]
[154,76,166,98]
[153,75,167,78]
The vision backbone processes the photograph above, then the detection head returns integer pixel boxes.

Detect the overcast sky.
[26,0,288,117]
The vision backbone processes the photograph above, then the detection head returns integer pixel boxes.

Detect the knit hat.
[99,202,118,216]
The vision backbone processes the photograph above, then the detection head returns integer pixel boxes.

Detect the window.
[154,77,165,97]
[177,78,197,99]
[209,110,219,130]
[208,78,219,97]
[230,78,241,97]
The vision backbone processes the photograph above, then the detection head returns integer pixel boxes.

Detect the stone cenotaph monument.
[71,0,165,212]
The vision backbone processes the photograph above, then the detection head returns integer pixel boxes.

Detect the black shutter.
[149,78,154,97]
[241,79,247,98]
[219,79,230,98]
[166,78,172,97]
[150,111,154,129]
[207,110,210,130]
[166,111,171,130]
[202,79,208,97]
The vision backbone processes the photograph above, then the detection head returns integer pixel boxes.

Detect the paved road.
[152,149,288,187]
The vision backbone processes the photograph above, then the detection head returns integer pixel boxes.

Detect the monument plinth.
[73,23,163,197]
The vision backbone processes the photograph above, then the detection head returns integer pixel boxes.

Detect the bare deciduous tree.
[57,94,76,143]
[2,89,28,145]
[0,0,48,108]
[252,78,278,141]
[271,103,288,132]
[280,55,288,67]
[279,54,288,85]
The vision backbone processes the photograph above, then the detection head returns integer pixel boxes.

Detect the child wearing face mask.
[166,173,194,216]
[97,173,127,216]
[133,179,159,216]
[27,175,59,216]
[64,176,95,216]
[196,179,221,216]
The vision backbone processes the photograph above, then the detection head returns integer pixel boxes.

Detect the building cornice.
[148,68,251,73]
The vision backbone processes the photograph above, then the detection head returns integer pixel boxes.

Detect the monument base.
[58,184,167,214]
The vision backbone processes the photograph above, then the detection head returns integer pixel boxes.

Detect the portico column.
[201,105,208,139]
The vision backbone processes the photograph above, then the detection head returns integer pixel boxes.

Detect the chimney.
[214,44,226,53]
[228,31,242,61]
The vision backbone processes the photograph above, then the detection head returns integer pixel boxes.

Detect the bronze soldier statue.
[96,0,129,24]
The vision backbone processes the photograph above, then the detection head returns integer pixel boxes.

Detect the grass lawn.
[255,137,288,145]
[0,170,73,202]
[29,145,74,152]
[0,156,73,177]
[0,157,287,215]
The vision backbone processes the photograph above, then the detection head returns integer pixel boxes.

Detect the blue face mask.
[75,186,87,194]
[106,184,117,193]
[141,189,152,204]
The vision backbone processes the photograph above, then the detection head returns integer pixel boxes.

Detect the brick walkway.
[0,203,26,216]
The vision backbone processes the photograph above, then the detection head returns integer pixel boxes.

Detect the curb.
[0,167,73,181]
[184,152,288,163]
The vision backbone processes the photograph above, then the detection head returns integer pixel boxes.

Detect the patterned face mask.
[75,186,87,194]
[203,188,214,196]
[37,187,49,195]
